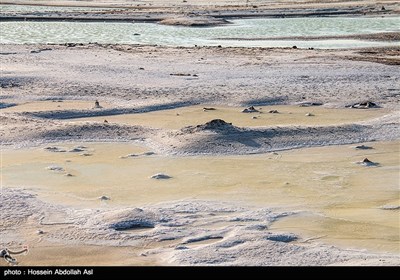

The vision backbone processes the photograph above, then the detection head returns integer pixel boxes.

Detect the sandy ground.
[1,44,399,153]
[2,0,399,12]
[0,2,400,266]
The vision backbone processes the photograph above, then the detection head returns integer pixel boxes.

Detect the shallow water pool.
[2,141,399,253]
[1,16,399,48]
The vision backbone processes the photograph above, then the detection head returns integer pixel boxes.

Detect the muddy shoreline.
[216,32,400,42]
[1,0,399,25]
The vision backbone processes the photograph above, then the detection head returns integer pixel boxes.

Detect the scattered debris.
[44,146,66,153]
[170,73,192,77]
[268,110,279,114]
[299,102,322,107]
[30,48,52,54]
[348,101,378,109]
[65,43,83,48]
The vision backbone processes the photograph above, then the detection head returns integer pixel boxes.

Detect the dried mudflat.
[1,40,399,266]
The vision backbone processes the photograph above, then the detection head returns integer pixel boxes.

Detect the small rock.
[355,145,373,150]
[94,100,102,109]
[292,46,297,49]
[357,158,379,167]
[64,173,74,177]
[44,146,66,153]
[151,173,172,179]
[99,195,111,201]
[203,107,216,111]
[305,113,314,116]
[79,153,92,156]
[120,153,137,158]
[268,110,279,114]
[139,67,145,70]
[134,33,141,36]
[252,116,258,119]
[175,245,189,250]
[30,48,52,54]
[242,106,259,113]
[69,147,85,153]
[46,165,64,172]
[104,119,108,123]
[37,229,44,235]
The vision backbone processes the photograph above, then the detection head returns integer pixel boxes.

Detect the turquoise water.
[1,16,399,49]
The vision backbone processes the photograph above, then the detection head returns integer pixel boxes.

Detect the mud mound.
[89,208,160,231]
[181,119,238,133]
